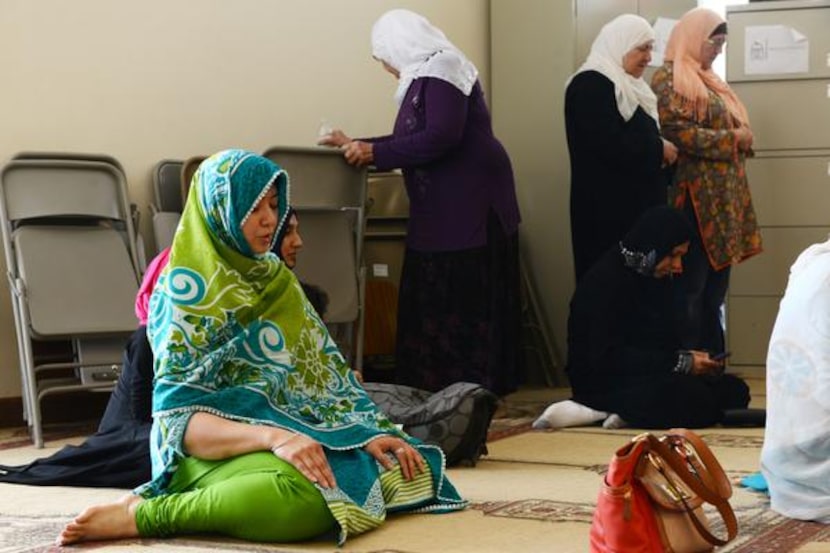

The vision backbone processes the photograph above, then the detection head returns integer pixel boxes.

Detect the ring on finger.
[394,447,405,454]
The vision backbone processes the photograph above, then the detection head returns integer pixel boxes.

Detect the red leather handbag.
[589,429,738,553]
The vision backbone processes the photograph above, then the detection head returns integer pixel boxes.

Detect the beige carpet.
[2,374,829,553]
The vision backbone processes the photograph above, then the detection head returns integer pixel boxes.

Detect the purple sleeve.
[371,78,469,171]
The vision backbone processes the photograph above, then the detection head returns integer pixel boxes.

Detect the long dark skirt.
[394,213,521,397]
[575,372,750,429]
[0,326,153,488]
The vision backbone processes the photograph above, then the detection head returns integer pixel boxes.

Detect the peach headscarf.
[664,7,749,126]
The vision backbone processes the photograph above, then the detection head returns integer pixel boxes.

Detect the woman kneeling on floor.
[537,206,750,430]
[57,149,465,546]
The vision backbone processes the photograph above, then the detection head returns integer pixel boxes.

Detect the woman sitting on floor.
[761,236,830,523]
[56,149,465,546]
[0,202,323,489]
[536,206,750,430]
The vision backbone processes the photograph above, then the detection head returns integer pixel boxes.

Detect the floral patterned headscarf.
[142,149,464,542]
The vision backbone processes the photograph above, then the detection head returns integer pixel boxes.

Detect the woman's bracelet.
[673,350,693,374]
[271,432,298,453]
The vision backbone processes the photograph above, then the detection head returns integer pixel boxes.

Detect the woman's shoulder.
[416,74,477,96]
[566,71,614,105]
[569,70,613,90]
[424,49,470,75]
[574,256,630,302]
[650,63,673,89]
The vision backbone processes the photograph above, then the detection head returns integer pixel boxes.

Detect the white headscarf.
[371,9,479,106]
[571,14,658,123]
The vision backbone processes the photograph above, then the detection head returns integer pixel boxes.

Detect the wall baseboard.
[0,393,109,429]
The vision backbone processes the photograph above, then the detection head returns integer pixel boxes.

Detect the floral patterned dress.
[651,62,762,270]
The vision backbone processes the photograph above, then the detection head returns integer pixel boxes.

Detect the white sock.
[532,400,609,429]
[602,414,627,429]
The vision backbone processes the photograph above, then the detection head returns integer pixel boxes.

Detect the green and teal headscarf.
[196,149,289,258]
[142,149,465,543]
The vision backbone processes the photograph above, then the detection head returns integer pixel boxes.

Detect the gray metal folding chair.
[151,159,184,214]
[150,159,184,254]
[0,158,141,447]
[262,146,368,372]
[13,152,146,272]
[292,207,361,325]
[180,155,207,202]
[362,171,409,374]
[12,151,126,177]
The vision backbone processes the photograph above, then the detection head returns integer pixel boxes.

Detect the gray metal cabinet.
[730,82,830,150]
[726,0,830,366]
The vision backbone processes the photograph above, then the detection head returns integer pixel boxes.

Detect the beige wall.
[0,0,490,399]
[490,0,576,385]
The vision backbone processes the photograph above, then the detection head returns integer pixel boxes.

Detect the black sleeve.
[571,268,678,383]
[565,71,663,173]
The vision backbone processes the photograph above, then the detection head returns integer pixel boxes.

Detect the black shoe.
[721,408,766,427]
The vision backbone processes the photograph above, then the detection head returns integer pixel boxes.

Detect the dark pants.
[99,325,154,432]
[675,200,730,353]
[0,326,153,488]
[578,373,750,429]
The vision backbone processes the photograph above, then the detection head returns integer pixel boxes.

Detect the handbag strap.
[668,428,733,500]
[643,431,738,546]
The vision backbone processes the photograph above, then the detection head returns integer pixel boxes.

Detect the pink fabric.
[135,247,170,325]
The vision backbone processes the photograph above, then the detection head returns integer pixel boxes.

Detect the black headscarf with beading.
[619,206,693,277]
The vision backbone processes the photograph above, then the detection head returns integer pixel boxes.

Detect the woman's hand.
[734,127,754,152]
[271,433,337,489]
[689,350,724,376]
[365,435,426,481]
[662,138,678,166]
[317,129,351,148]
[343,140,374,167]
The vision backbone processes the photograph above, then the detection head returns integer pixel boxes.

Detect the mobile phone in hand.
[711,351,731,361]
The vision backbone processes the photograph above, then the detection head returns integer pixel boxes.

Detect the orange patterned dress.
[651,62,762,271]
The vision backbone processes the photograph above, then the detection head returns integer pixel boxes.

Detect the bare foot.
[56,493,143,545]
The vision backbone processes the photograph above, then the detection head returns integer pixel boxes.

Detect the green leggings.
[135,452,336,542]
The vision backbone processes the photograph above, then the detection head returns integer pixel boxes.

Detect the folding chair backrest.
[10,152,148,273]
[152,159,184,213]
[2,162,127,222]
[292,208,359,323]
[13,151,126,178]
[153,211,181,253]
[181,155,207,204]
[262,146,367,210]
[14,225,139,338]
[0,159,140,303]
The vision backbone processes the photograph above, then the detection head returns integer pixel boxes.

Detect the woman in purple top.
[320,9,521,396]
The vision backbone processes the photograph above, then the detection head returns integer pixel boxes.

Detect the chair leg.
[8,286,31,422]
[354,266,366,373]
[30,391,44,449]
[15,296,45,448]
[20,339,44,448]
